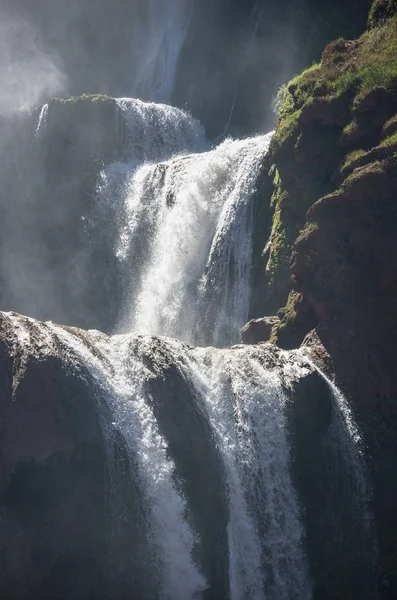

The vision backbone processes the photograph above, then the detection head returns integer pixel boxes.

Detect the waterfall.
[185,343,312,600]
[51,325,208,600]
[125,135,272,347]
[35,103,48,138]
[8,86,374,598]
[99,101,272,345]
[36,318,312,599]
[86,98,374,597]
[129,0,192,104]
[116,97,206,162]
[3,307,377,598]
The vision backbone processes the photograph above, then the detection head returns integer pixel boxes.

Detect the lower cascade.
[0,96,377,600]
[0,312,375,598]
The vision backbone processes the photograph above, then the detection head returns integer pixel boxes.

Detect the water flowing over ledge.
[0,311,377,599]
[97,99,273,346]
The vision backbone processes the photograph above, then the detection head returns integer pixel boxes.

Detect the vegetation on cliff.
[265,2,397,348]
[53,93,114,104]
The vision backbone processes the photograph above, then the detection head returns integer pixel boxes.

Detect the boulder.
[240,316,279,344]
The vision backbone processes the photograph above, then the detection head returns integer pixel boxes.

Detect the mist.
[0,13,65,113]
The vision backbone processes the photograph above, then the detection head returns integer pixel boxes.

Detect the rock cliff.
[250,3,397,594]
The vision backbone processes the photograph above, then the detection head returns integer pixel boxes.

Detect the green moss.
[298,221,320,242]
[331,18,397,97]
[288,63,323,106]
[379,130,397,146]
[274,14,397,137]
[270,290,300,343]
[342,159,386,188]
[272,63,323,150]
[331,62,397,98]
[54,94,113,104]
[266,175,290,282]
[278,291,299,324]
[342,149,367,169]
[271,108,302,150]
[343,119,360,137]
[384,114,397,129]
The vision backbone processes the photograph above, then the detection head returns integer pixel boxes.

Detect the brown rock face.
[292,157,397,401]
[240,316,279,344]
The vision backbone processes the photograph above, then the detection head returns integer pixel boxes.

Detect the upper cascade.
[97,130,273,346]
[116,97,207,163]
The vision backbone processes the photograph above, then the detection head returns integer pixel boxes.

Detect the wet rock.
[240,316,279,344]
[271,291,317,350]
[287,369,377,600]
[301,329,335,380]
[0,312,142,600]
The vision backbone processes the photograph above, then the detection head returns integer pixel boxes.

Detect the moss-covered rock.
[270,290,317,349]
[265,11,397,334]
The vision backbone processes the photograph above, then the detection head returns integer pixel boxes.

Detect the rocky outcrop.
[256,4,397,595]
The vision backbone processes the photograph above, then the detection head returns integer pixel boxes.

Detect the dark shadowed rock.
[301,328,335,380]
[0,312,146,600]
[287,370,377,600]
[240,316,279,344]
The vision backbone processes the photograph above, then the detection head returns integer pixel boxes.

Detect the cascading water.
[17,86,376,599]
[35,103,48,138]
[120,135,272,346]
[128,0,192,104]
[80,94,377,597]
[98,99,272,345]
[4,307,377,599]
[116,97,206,162]
[184,344,312,600]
